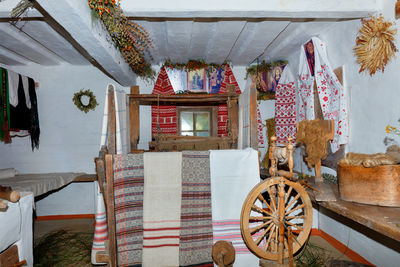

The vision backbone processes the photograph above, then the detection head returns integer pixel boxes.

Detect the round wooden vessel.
[338,164,400,207]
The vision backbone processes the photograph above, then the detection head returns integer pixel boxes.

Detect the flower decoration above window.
[88,0,155,80]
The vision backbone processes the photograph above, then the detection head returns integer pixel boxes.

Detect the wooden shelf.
[128,93,238,106]
[309,182,400,242]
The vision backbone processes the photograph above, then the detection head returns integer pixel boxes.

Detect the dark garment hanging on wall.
[28,77,40,150]
[0,68,11,143]
[10,74,31,131]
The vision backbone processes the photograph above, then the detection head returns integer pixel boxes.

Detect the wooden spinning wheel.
[240,136,313,263]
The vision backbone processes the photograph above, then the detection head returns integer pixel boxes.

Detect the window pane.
[196,131,209,137]
[181,131,194,136]
[181,112,193,131]
[195,112,209,130]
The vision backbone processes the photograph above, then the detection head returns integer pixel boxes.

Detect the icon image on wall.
[187,68,206,92]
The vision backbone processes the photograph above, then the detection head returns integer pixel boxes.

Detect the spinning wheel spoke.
[285,203,306,216]
[264,225,275,251]
[285,215,305,220]
[285,193,301,211]
[250,220,272,234]
[266,186,277,212]
[284,236,289,252]
[274,226,278,252]
[249,216,272,221]
[251,204,269,215]
[284,186,293,204]
[257,194,274,214]
[255,223,274,246]
[285,221,304,231]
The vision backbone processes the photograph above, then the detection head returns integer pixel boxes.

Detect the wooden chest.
[337,164,400,207]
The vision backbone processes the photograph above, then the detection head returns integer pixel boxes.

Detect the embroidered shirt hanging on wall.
[218,64,241,137]
[297,37,348,153]
[151,66,178,136]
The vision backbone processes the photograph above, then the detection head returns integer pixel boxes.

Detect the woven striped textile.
[179,151,213,267]
[218,64,241,137]
[113,154,144,267]
[152,66,177,136]
[142,152,182,267]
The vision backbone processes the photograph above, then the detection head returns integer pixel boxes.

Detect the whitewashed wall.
[0,63,130,215]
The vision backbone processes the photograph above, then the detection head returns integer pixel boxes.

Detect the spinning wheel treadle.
[240,177,312,260]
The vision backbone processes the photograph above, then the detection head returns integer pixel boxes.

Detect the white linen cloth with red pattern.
[297,37,348,152]
[275,65,297,145]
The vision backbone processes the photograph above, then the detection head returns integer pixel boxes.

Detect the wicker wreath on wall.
[72,89,99,113]
[353,15,397,76]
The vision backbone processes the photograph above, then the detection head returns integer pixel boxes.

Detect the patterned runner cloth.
[142,152,182,267]
[179,151,213,267]
[114,154,144,267]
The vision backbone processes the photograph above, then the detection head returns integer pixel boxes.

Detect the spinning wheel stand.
[240,137,313,266]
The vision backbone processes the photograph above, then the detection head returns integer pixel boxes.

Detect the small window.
[178,107,217,137]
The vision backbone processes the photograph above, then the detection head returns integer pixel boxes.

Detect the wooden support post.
[105,155,117,267]
[278,178,285,264]
[107,89,116,154]
[249,79,258,149]
[288,227,294,267]
[129,98,140,151]
[130,85,139,94]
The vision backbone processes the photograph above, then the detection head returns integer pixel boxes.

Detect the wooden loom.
[128,85,239,151]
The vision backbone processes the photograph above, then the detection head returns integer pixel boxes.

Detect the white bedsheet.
[0,172,84,197]
[0,193,34,266]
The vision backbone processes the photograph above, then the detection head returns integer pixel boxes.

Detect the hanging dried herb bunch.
[354,15,397,76]
[88,0,155,80]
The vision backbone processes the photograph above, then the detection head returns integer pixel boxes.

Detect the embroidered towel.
[142,152,182,267]
[298,37,348,152]
[275,65,297,145]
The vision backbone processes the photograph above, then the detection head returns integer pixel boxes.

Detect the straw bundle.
[353,15,397,76]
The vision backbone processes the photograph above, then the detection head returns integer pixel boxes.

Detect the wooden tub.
[337,164,400,207]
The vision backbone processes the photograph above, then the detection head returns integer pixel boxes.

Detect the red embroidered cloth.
[152,66,178,136]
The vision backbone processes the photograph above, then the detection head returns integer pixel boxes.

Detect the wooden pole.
[107,88,116,154]
[105,155,117,267]
[278,178,285,264]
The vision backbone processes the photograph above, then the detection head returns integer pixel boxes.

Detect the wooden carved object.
[212,240,236,267]
[0,186,20,203]
[296,120,334,181]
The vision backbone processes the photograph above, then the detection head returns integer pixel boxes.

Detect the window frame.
[177,106,218,137]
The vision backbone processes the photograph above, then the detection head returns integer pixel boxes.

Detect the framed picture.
[187,68,206,92]
[256,64,286,100]
[166,68,187,93]
[208,68,225,94]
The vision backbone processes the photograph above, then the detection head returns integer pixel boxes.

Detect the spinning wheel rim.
[240,177,313,260]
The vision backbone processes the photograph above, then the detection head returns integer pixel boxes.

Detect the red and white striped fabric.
[151,66,177,136]
[91,183,108,265]
[218,64,241,137]
[275,66,297,145]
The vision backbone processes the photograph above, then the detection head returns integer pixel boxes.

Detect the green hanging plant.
[245,60,288,79]
[72,89,99,113]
